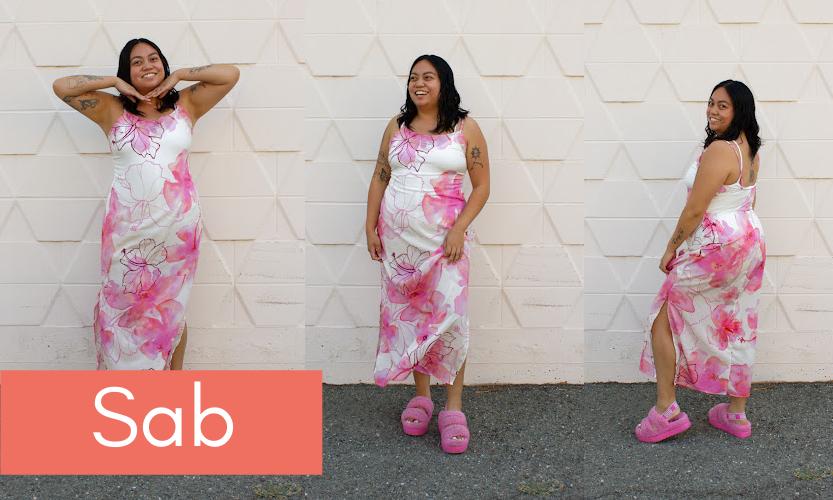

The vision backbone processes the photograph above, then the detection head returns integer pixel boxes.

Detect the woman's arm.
[366,117,399,261]
[659,141,735,274]
[52,75,142,132]
[147,64,240,123]
[444,117,490,264]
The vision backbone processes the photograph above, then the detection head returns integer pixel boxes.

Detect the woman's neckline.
[126,102,179,122]
[403,123,461,137]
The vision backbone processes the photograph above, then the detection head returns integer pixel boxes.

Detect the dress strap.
[457,117,465,133]
[727,140,743,187]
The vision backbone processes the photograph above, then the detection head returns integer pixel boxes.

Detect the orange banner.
[0,371,322,475]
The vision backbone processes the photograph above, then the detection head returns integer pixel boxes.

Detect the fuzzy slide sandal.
[438,410,469,453]
[401,396,434,436]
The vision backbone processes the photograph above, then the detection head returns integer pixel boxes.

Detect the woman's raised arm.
[52,75,142,132]
[148,64,240,123]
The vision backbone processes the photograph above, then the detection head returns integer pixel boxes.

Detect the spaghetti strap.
[727,140,743,187]
[457,117,465,133]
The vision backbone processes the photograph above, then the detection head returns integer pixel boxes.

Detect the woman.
[636,80,765,442]
[365,55,490,453]
[53,38,239,370]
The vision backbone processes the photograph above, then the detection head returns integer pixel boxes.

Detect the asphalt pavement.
[582,382,833,499]
[1,383,831,499]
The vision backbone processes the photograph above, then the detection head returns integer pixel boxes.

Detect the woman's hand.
[114,78,149,103]
[145,73,180,99]
[367,230,383,262]
[659,247,677,275]
[443,228,466,265]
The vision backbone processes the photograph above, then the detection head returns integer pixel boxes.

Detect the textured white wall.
[0,0,305,371]
[585,0,833,382]
[305,0,584,384]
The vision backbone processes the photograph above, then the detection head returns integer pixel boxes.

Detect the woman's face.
[707,86,734,135]
[408,59,441,109]
[129,42,165,93]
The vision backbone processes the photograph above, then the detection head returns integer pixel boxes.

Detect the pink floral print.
[641,143,765,397]
[375,123,472,386]
[423,172,465,232]
[163,150,195,216]
[111,112,164,158]
[385,173,425,235]
[389,245,430,294]
[389,127,434,170]
[120,239,167,293]
[117,161,169,229]
[95,104,200,370]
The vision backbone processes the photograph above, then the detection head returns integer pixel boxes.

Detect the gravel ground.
[582,383,833,499]
[1,382,831,499]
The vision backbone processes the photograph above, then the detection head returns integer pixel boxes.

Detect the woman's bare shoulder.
[700,140,736,163]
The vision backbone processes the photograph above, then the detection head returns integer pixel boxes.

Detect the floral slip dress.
[94,103,201,370]
[374,119,473,386]
[640,140,765,397]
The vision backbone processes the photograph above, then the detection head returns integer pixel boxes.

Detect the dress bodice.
[387,123,467,180]
[685,141,756,214]
[108,103,193,175]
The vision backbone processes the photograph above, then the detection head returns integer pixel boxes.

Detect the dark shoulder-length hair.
[397,54,468,134]
[116,38,178,117]
[703,79,761,161]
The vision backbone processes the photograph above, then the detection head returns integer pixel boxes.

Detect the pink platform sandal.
[708,403,751,438]
[635,401,691,443]
[401,396,434,436]
[438,408,469,454]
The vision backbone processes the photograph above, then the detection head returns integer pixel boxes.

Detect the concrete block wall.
[0,1,306,371]
[585,0,833,382]
[305,0,584,384]
[5,1,828,385]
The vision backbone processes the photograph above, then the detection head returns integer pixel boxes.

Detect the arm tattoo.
[468,145,484,170]
[189,82,207,94]
[62,96,74,103]
[79,98,99,110]
[376,151,391,183]
[189,65,212,74]
[671,227,684,245]
[67,75,103,89]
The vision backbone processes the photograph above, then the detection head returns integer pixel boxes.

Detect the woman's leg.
[727,396,748,424]
[414,370,431,398]
[170,323,187,370]
[404,370,433,424]
[651,301,678,416]
[444,359,466,412]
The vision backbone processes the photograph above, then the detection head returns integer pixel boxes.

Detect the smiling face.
[129,42,165,92]
[408,59,441,110]
[707,86,734,136]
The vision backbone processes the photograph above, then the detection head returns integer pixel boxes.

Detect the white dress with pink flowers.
[94,103,201,370]
[374,120,473,386]
[640,141,765,397]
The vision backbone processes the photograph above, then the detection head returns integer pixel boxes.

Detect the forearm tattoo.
[188,65,212,74]
[67,75,103,89]
[468,145,484,170]
[376,151,391,183]
[671,227,684,246]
